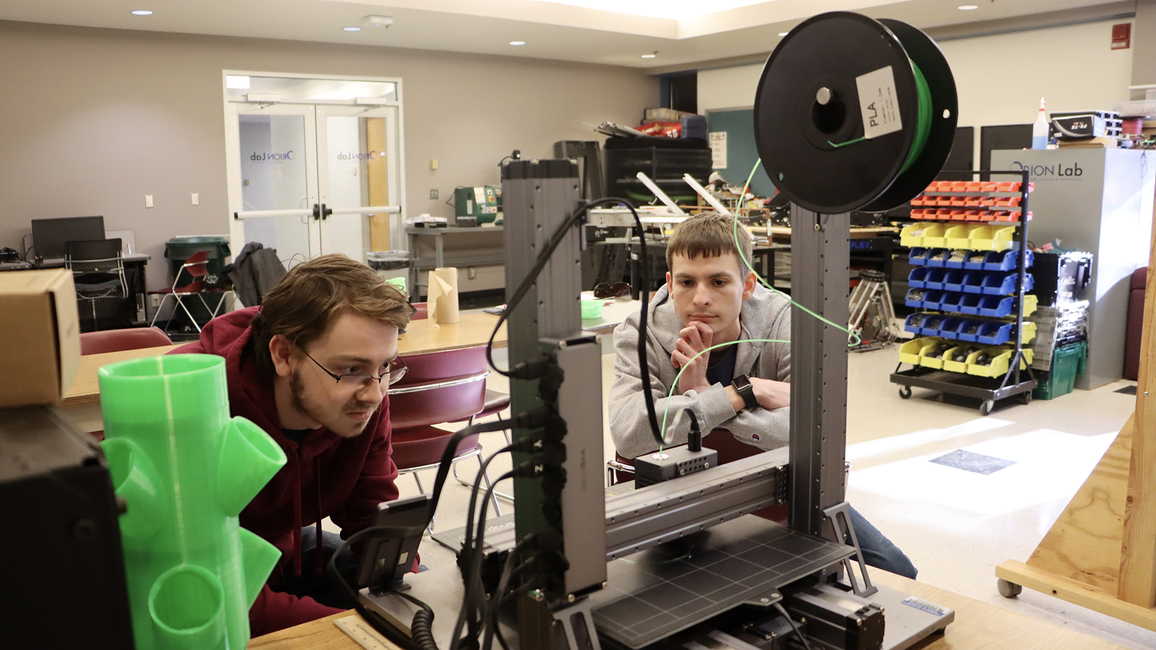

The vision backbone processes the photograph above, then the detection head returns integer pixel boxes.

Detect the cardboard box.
[0,269,80,407]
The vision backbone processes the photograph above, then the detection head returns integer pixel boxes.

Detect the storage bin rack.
[891,170,1038,415]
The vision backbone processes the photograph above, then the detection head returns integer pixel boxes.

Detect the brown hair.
[249,254,410,374]
[665,212,754,275]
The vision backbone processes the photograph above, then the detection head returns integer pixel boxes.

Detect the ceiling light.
[509,41,526,46]
[362,15,393,28]
[641,52,657,59]
[778,31,789,37]
[343,26,361,31]
[958,4,979,9]
[226,75,251,90]
[131,10,153,16]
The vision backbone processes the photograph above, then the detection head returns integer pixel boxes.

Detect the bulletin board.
[704,107,779,199]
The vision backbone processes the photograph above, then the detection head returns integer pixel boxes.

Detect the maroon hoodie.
[174,306,400,636]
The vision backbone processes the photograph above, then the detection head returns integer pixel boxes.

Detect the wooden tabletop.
[58,312,506,409]
[248,570,1129,649]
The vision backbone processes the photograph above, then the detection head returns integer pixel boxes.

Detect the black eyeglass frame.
[300,348,408,388]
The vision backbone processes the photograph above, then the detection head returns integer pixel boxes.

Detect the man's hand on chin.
[672,322,713,395]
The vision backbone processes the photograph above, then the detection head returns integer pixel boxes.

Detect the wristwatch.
[731,374,757,410]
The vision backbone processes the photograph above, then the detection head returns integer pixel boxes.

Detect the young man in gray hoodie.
[609,212,917,579]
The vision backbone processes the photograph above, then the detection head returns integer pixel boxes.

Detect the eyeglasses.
[301,349,408,388]
[593,281,632,299]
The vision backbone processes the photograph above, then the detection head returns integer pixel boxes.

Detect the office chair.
[149,250,228,335]
[388,346,502,529]
[80,327,172,356]
[66,239,127,330]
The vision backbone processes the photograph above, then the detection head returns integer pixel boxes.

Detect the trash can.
[367,250,410,295]
[165,236,231,287]
[163,236,232,332]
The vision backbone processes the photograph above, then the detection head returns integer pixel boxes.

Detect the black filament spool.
[753,12,958,214]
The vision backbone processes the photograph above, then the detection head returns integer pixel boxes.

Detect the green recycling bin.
[164,236,232,332]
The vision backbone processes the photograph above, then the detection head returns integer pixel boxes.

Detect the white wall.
[699,19,1134,129]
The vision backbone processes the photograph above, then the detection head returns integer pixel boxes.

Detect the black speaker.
[0,407,135,649]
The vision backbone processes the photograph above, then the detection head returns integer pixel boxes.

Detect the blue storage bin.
[981,249,1034,272]
[943,270,966,293]
[925,249,951,267]
[977,321,1014,345]
[957,319,985,342]
[905,288,928,309]
[925,269,947,290]
[904,313,926,335]
[923,290,945,310]
[964,251,989,270]
[980,273,1035,296]
[939,291,963,313]
[978,295,1013,318]
[962,273,986,294]
[939,317,966,339]
[908,268,929,288]
[944,251,970,269]
[908,247,929,266]
[959,294,983,315]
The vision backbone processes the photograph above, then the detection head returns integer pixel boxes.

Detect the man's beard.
[290,370,376,438]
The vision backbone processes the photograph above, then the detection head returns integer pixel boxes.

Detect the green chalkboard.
[705,108,778,199]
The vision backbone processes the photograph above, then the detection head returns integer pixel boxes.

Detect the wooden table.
[248,570,1129,649]
[58,313,506,409]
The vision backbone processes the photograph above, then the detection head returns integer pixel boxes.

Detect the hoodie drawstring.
[315,455,324,577]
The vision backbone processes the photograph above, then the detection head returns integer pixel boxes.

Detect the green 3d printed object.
[99,354,287,649]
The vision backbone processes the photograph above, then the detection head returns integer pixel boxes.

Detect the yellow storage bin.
[966,346,1034,378]
[1019,321,1037,344]
[967,225,1016,251]
[945,224,972,249]
[898,336,938,365]
[901,223,945,248]
[922,223,948,248]
[918,339,952,369]
[1022,294,1038,318]
[942,345,969,374]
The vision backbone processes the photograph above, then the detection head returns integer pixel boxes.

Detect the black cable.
[483,195,662,446]
[452,469,515,650]
[456,450,515,644]
[773,602,813,650]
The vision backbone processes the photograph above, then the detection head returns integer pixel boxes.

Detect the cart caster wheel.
[1021,391,1033,405]
[997,578,1022,598]
[980,400,994,416]
[899,386,912,399]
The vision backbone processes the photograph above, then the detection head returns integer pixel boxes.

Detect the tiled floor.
[375,338,1155,649]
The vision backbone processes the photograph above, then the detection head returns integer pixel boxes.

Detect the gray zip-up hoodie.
[609,283,792,459]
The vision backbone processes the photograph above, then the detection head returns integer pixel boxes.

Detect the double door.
[226,102,404,263]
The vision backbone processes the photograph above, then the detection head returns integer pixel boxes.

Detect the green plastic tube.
[100,354,287,650]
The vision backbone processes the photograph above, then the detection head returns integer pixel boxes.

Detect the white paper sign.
[709,131,728,168]
[855,66,903,140]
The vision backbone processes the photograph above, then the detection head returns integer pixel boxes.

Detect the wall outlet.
[468,267,477,280]
[150,294,161,307]
[429,189,439,200]
[145,194,154,208]
[191,192,199,206]
[430,158,439,170]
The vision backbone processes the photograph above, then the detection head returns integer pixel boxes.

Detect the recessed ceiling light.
[958,4,979,9]
[131,10,153,16]
[343,26,361,31]
[778,31,789,37]
[641,53,657,59]
[509,41,526,46]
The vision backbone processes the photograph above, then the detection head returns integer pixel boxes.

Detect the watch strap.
[731,374,757,410]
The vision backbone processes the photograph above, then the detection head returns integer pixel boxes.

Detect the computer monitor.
[31,216,105,259]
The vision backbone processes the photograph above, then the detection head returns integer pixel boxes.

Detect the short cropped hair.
[249,254,410,374]
[665,212,754,276]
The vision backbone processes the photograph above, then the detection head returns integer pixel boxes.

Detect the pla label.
[856,66,903,140]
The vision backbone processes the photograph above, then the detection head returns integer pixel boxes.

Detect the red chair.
[389,346,503,527]
[149,250,229,335]
[80,327,172,355]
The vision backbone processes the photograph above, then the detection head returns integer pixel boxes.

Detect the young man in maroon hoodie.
[175,254,411,636]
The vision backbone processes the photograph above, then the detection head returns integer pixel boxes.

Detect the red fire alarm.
[1112,23,1131,50]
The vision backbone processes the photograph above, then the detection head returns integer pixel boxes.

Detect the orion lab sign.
[1008,160,1083,181]
[250,150,294,162]
[336,151,377,161]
